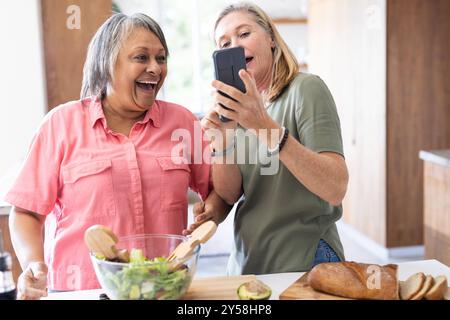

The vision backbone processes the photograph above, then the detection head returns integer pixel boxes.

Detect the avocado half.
[237,279,272,300]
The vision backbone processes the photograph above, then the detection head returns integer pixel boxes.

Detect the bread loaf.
[307,261,399,300]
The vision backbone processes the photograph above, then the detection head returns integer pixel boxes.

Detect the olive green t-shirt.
[228,73,345,275]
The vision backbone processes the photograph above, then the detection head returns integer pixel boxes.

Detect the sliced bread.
[424,275,448,300]
[400,272,425,300]
[410,275,434,300]
[444,287,449,300]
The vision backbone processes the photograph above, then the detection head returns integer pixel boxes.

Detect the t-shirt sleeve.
[4,114,62,215]
[188,116,212,201]
[295,75,344,156]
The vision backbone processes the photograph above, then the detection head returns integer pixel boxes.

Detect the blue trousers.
[312,239,341,267]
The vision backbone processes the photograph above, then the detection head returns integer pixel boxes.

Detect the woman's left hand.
[182,201,218,236]
[212,69,277,131]
[182,190,232,236]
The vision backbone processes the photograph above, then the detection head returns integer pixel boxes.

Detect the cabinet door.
[41,0,112,110]
[386,0,450,247]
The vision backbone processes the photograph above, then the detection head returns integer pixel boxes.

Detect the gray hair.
[81,13,169,99]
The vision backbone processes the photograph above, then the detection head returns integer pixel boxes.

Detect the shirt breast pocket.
[156,156,191,211]
[61,159,116,220]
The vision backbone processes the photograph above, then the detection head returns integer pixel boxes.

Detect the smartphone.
[212,46,247,122]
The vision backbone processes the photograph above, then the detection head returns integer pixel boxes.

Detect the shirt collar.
[142,100,161,128]
[88,96,161,128]
[88,96,106,128]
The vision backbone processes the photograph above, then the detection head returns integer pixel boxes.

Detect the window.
[114,0,309,115]
[115,0,229,115]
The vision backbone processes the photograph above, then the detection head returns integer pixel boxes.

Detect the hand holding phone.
[212,46,247,122]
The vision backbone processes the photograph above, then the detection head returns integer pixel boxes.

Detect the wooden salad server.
[84,225,129,262]
[168,220,217,264]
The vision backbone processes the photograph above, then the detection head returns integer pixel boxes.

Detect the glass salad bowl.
[90,234,200,300]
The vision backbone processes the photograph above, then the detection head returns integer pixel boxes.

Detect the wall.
[276,23,309,68]
[309,0,450,249]
[255,0,309,67]
[114,0,161,20]
[308,0,387,245]
[0,0,47,191]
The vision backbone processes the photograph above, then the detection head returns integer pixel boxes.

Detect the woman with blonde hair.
[189,2,349,275]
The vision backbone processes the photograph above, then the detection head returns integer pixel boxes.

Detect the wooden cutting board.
[279,273,351,300]
[182,275,256,300]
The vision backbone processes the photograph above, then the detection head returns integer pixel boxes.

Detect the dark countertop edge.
[419,149,450,167]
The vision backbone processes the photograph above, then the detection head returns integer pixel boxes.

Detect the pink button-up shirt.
[5,96,211,290]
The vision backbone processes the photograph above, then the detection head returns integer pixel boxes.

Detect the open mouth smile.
[136,80,158,91]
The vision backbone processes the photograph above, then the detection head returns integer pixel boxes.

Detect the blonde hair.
[214,2,299,102]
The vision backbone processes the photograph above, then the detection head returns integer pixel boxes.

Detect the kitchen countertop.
[45,259,450,300]
[419,149,450,167]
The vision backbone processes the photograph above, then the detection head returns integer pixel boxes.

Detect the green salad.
[95,249,191,300]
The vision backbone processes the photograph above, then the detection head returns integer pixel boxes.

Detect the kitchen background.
[0,0,449,280]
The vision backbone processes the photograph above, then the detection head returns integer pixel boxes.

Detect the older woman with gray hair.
[5,13,228,298]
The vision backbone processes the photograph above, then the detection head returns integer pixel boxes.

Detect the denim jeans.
[312,239,341,267]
